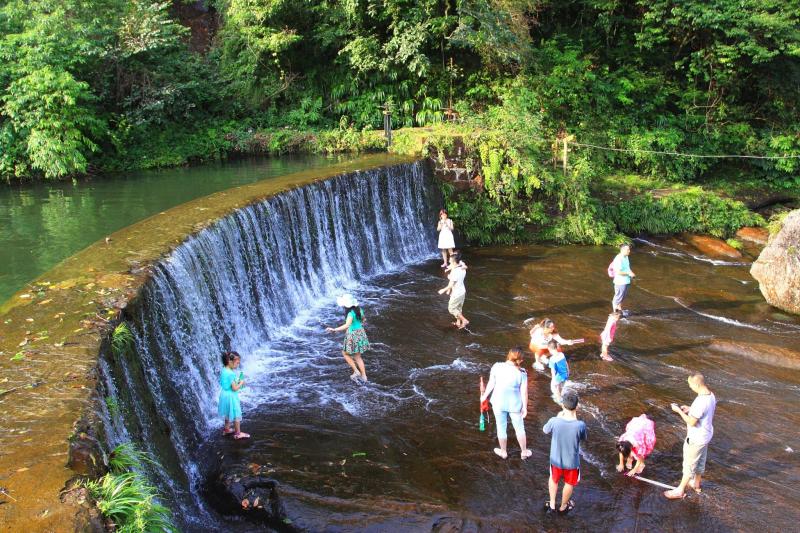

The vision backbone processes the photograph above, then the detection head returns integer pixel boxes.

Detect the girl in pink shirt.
[600,311,621,361]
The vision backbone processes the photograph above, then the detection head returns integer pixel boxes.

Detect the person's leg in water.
[548,468,560,511]
[353,353,367,381]
[342,351,360,378]
[560,482,575,512]
[223,418,234,435]
[666,439,705,498]
[509,412,531,459]
[457,311,469,329]
[441,249,449,267]
[493,408,509,458]
[601,342,614,361]
[690,473,703,493]
[550,378,564,404]
[233,419,249,439]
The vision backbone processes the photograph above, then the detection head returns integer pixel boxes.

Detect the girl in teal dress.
[326,294,370,383]
[219,351,249,439]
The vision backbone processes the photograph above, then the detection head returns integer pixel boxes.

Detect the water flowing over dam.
[98,161,438,527]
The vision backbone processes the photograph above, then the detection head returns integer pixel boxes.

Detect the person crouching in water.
[480,347,532,460]
[326,294,370,383]
[600,311,621,361]
[438,252,469,329]
[529,318,580,371]
[616,414,656,476]
[219,351,249,439]
[547,340,569,404]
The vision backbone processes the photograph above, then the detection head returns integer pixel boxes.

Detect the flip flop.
[493,448,508,459]
[558,500,575,515]
[233,432,250,440]
[664,489,686,500]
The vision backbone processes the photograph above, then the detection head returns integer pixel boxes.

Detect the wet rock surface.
[751,209,800,314]
[736,226,770,245]
[681,233,743,258]
[206,462,290,528]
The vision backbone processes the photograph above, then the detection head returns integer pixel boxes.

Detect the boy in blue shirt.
[543,388,587,515]
[547,339,569,404]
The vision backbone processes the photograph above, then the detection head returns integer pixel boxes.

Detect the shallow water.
[0,154,353,303]
[216,241,800,531]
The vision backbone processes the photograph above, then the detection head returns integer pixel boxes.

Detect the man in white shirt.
[665,373,716,499]
[438,252,469,329]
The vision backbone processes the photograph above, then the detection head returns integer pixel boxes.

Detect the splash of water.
[98,162,437,527]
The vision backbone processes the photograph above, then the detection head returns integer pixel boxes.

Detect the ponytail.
[221,351,240,366]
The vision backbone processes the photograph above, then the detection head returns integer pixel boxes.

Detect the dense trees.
[1,0,798,184]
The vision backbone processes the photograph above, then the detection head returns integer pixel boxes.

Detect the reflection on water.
[218,241,800,531]
[0,154,355,303]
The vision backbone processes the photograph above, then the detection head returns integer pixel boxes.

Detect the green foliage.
[111,322,134,358]
[84,443,176,532]
[602,188,765,238]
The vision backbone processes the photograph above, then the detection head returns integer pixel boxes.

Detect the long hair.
[221,350,240,366]
[506,346,524,367]
[344,306,364,321]
[616,440,632,460]
[536,318,556,333]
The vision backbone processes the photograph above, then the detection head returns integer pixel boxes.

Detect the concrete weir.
[0,154,417,530]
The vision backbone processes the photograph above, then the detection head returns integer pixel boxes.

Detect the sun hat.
[336,294,358,308]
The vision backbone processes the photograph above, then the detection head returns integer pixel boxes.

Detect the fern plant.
[111,322,134,358]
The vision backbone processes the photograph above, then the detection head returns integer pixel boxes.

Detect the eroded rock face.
[736,226,769,246]
[681,233,743,259]
[205,462,289,528]
[751,209,800,315]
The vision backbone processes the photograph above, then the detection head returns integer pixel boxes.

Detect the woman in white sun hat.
[326,294,370,382]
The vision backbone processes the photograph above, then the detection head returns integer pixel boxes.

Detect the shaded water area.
[0,154,346,303]
[99,163,800,531]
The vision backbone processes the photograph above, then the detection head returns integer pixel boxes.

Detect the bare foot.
[601,354,614,361]
[493,448,508,459]
[664,489,686,500]
[521,449,532,460]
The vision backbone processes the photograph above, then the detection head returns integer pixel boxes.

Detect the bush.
[602,188,764,238]
[84,443,176,532]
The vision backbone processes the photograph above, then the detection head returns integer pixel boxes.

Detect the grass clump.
[111,323,134,358]
[85,443,176,532]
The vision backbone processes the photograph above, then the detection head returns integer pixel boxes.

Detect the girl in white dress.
[437,209,455,267]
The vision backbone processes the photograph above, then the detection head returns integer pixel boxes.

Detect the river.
[0,154,351,303]
[217,241,800,531]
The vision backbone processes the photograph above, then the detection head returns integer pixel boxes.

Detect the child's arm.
[231,379,245,391]
[616,452,625,472]
[326,314,353,333]
[438,280,455,295]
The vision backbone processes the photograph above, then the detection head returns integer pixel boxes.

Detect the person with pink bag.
[616,414,656,476]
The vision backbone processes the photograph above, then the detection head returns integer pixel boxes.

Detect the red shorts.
[530,346,562,357]
[550,465,580,485]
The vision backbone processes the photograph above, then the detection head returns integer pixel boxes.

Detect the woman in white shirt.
[480,347,531,460]
[436,210,455,267]
[438,252,469,329]
[529,318,581,371]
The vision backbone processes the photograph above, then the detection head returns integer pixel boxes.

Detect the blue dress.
[218,367,242,421]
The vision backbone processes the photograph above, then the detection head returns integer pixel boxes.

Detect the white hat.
[336,294,358,308]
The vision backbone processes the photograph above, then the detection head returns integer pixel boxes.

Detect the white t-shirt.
[488,362,526,413]
[687,393,716,445]
[448,266,466,298]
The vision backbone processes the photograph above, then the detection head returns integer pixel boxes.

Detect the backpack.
[607,260,616,278]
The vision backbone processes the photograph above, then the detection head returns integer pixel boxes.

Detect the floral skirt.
[343,328,370,354]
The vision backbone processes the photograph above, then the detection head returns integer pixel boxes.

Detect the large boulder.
[736,226,769,246]
[751,209,800,314]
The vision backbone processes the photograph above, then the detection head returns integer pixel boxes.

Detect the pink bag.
[607,261,616,278]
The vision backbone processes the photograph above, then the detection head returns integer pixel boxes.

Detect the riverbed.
[218,241,800,531]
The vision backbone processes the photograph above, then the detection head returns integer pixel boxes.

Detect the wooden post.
[562,136,568,172]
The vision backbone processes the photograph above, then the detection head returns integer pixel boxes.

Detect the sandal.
[558,500,575,515]
[544,501,556,515]
[222,428,235,436]
[493,448,508,459]
[233,432,250,440]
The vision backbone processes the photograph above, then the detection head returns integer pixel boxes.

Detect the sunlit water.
[218,241,800,531]
[0,154,356,303]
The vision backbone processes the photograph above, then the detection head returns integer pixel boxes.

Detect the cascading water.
[97,161,438,528]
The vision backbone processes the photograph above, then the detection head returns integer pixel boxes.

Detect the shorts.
[550,464,581,486]
[612,283,629,308]
[448,293,465,317]
[682,437,709,476]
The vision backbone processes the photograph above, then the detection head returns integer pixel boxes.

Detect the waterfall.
[97,161,437,527]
